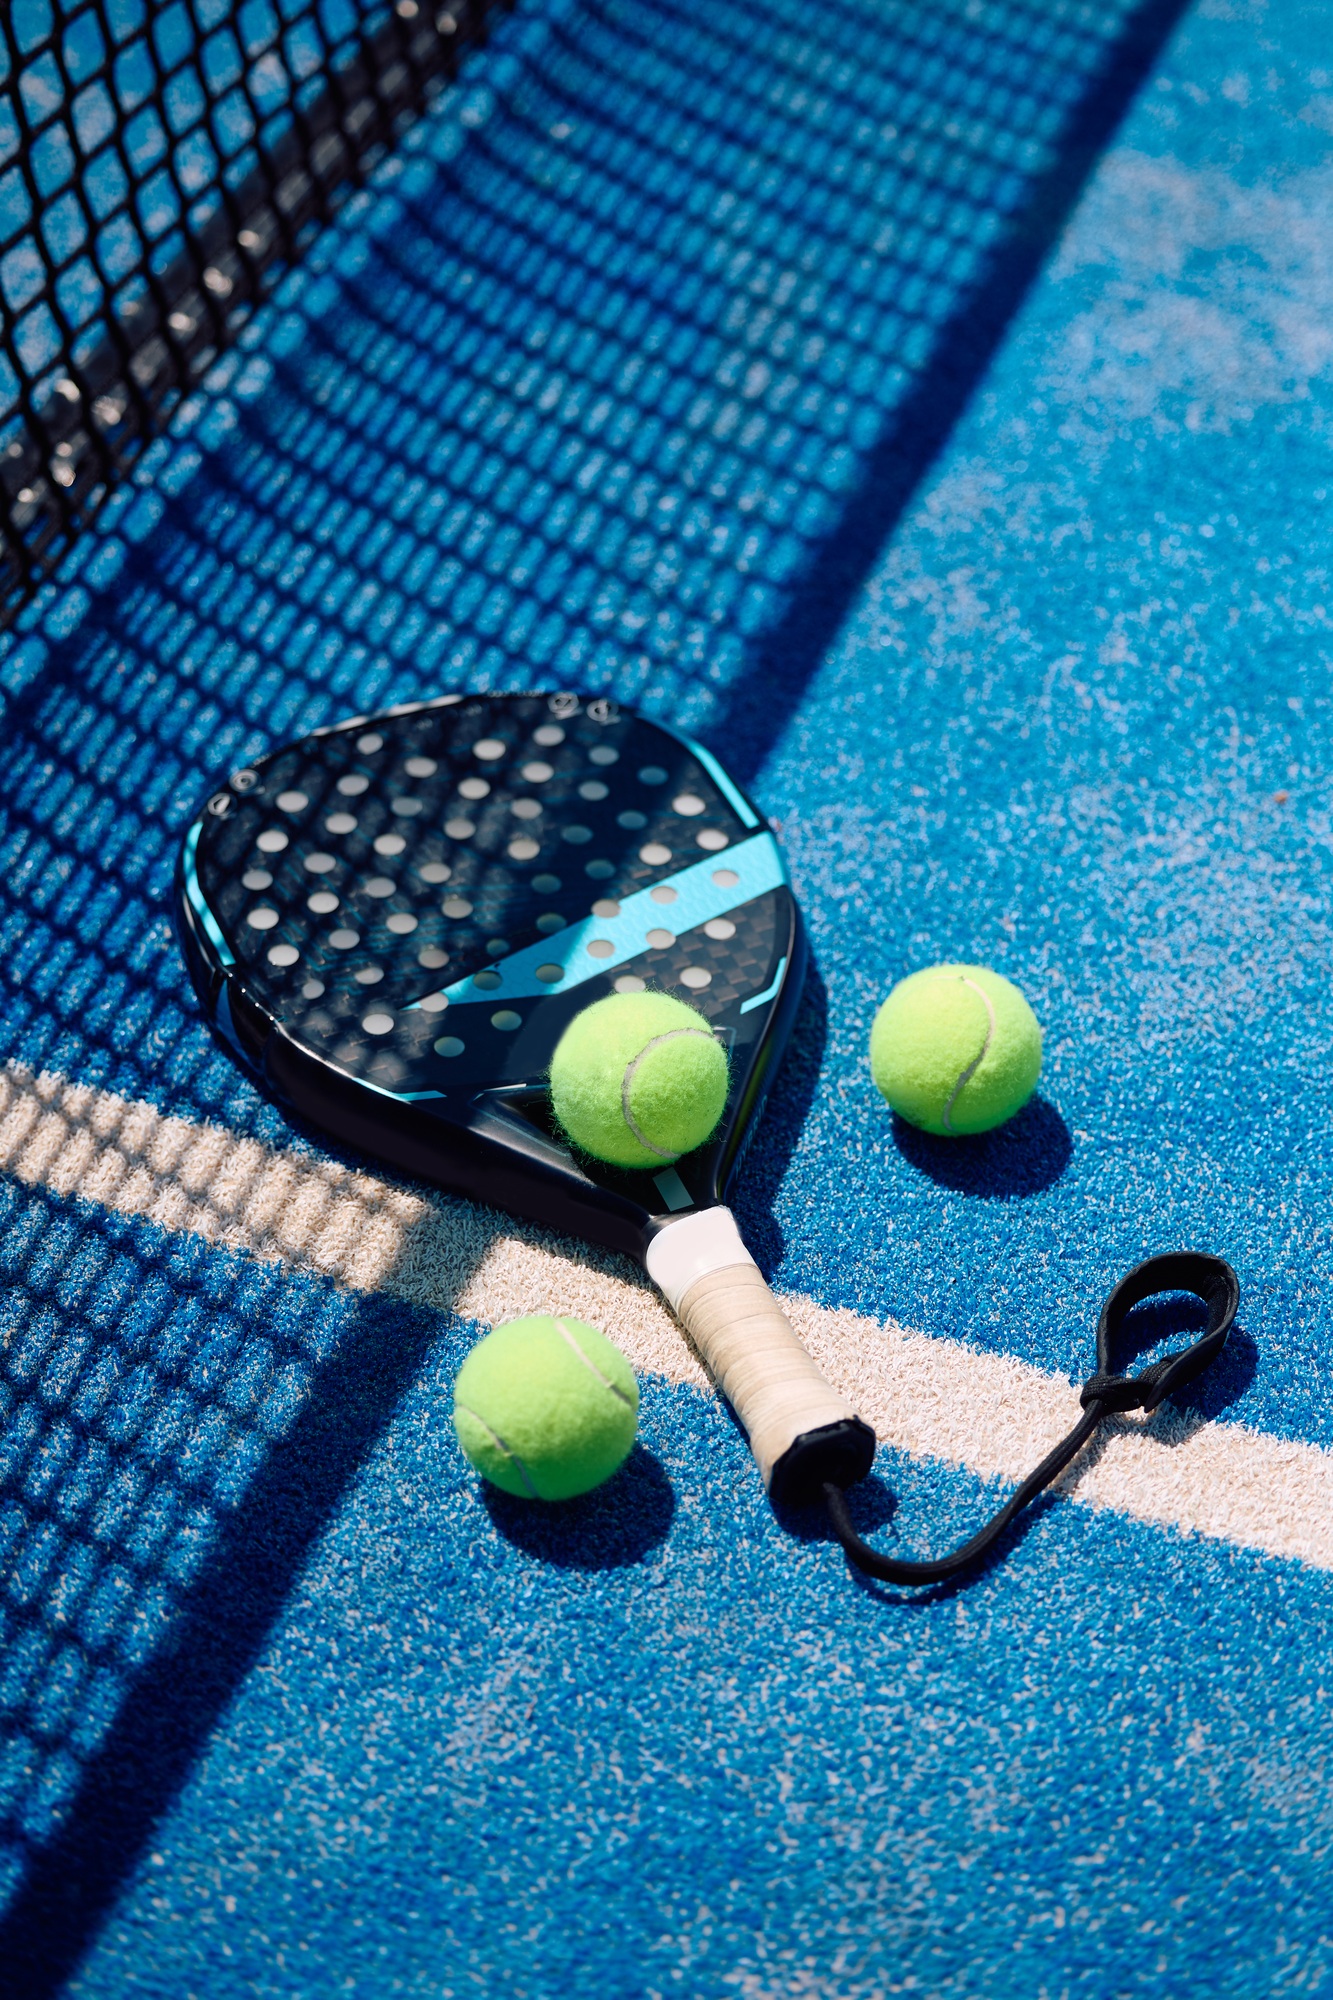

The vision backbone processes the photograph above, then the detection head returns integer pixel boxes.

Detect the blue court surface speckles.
[4,0,1333,1993]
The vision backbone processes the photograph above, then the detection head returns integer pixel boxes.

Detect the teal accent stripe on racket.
[420,830,786,1007]
[182,821,235,967]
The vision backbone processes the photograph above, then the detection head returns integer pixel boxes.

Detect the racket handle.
[645,1208,876,1504]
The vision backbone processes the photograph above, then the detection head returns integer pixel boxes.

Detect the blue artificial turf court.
[3,0,1333,1992]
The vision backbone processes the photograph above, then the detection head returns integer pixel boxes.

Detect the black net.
[0,0,504,626]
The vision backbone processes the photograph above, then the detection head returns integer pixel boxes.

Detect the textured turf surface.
[4,0,1333,1991]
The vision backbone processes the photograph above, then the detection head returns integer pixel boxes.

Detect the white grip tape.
[645,1208,862,1490]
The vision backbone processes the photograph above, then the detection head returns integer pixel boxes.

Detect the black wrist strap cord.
[824,1252,1240,1587]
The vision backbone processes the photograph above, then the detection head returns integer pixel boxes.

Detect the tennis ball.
[869,963,1041,1137]
[453,1314,639,1500]
[549,991,728,1170]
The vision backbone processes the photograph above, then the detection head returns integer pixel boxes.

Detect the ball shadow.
[480,1443,675,1570]
[892,1094,1072,1199]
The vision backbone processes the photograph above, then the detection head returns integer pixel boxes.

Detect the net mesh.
[0,0,503,625]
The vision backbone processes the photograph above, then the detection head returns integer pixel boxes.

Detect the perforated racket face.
[177,692,804,1256]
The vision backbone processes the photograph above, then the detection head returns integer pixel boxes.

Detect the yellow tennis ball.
[452,1315,639,1501]
[549,991,728,1169]
[869,963,1041,1136]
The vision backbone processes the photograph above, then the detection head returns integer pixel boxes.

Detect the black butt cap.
[768,1417,876,1507]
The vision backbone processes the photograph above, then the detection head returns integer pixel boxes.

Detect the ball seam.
[555,1317,635,1407]
[453,1396,538,1497]
[941,976,997,1134]
[620,1027,717,1161]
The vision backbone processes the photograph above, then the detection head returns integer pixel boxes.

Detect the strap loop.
[1079,1371,1149,1412]
[825,1252,1239,1587]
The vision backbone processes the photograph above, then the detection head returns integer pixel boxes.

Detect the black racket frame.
[174,703,808,1266]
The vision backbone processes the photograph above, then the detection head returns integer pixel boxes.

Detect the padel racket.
[176,689,876,1504]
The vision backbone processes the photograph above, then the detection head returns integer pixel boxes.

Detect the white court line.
[2,1060,1330,1572]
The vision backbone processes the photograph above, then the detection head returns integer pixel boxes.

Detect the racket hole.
[586,939,615,959]
[646,928,674,949]
[362,1012,394,1035]
[419,992,449,1012]
[510,798,541,820]
[326,813,358,835]
[697,829,729,851]
[473,738,506,762]
[491,1010,522,1031]
[638,766,667,785]
[679,967,712,990]
[445,817,476,839]
[267,944,299,967]
[418,862,452,884]
[561,824,592,844]
[301,979,325,999]
[404,756,437,778]
[704,918,736,940]
[536,912,565,933]
[672,793,705,816]
[355,968,384,986]
[532,725,564,747]
[614,974,645,994]
[442,897,473,919]
[256,829,289,853]
[639,843,672,865]
[308,892,339,915]
[617,810,646,830]
[458,778,490,800]
[508,838,540,861]
[242,869,272,890]
[591,898,620,918]
[650,885,678,905]
[303,852,336,873]
[535,963,565,983]
[329,928,360,949]
[386,913,418,935]
[585,859,614,879]
[357,733,384,754]
[521,760,554,782]
[391,798,423,817]
[433,1036,465,1056]
[246,908,280,930]
[418,948,449,970]
[588,746,619,767]
[364,877,396,898]
[336,774,369,797]
[276,790,309,812]
[712,868,739,888]
[374,834,406,856]
[486,938,509,955]
[578,780,608,802]
[473,970,501,991]
[533,873,561,892]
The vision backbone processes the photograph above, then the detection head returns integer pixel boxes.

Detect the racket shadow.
[776,1474,1044,1605]
[730,955,831,1271]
